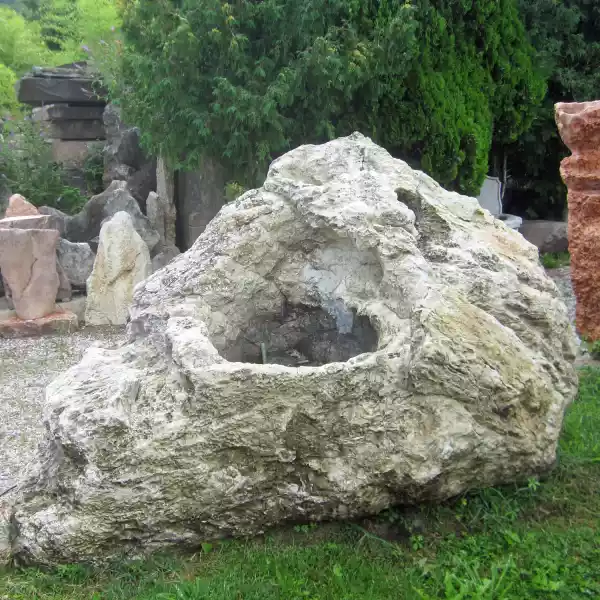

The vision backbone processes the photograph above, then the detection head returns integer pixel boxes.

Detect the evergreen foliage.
[505,0,600,219]
[118,0,543,195]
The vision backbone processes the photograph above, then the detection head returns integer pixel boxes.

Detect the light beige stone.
[0,228,59,320]
[5,195,39,218]
[1,133,577,566]
[85,212,151,325]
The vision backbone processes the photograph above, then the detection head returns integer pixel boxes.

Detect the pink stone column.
[555,100,600,340]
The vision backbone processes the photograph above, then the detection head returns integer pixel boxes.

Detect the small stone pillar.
[555,100,600,339]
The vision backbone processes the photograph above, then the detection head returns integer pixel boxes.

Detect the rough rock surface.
[5,195,39,218]
[85,212,151,325]
[55,261,72,302]
[1,134,577,566]
[556,100,600,339]
[57,239,95,288]
[147,191,177,249]
[151,244,180,273]
[520,220,569,254]
[0,229,59,320]
[156,157,177,246]
[103,104,157,205]
[63,181,160,252]
[0,215,51,230]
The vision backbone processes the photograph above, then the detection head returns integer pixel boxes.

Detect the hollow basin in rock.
[1,133,577,566]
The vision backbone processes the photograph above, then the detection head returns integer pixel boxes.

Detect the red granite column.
[555,100,600,340]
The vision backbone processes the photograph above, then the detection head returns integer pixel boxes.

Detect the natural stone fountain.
[555,100,600,339]
[0,133,577,566]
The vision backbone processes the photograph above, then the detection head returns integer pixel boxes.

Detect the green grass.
[1,369,599,600]
[541,251,571,269]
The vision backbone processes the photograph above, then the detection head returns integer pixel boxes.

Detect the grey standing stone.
[520,220,569,254]
[65,181,160,253]
[177,158,226,249]
[57,239,96,289]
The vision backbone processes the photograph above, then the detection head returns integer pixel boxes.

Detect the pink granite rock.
[0,229,59,320]
[0,215,51,230]
[556,100,600,339]
[5,195,39,218]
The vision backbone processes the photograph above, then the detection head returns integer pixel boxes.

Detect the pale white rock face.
[2,134,577,566]
[85,212,151,325]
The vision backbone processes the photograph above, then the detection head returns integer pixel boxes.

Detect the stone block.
[5,194,38,217]
[17,76,105,106]
[32,104,105,122]
[51,140,104,169]
[0,215,51,230]
[57,239,95,288]
[177,160,226,249]
[520,220,569,254]
[44,119,105,141]
[0,228,59,320]
[85,212,151,326]
[556,99,600,339]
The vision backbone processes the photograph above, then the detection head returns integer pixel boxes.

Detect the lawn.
[1,368,598,600]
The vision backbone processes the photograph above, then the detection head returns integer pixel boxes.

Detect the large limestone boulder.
[85,211,151,325]
[1,134,577,566]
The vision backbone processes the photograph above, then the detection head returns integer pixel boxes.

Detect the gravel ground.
[0,327,126,495]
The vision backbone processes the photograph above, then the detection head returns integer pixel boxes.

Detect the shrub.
[0,6,51,73]
[0,116,87,213]
[0,64,18,114]
[117,0,543,196]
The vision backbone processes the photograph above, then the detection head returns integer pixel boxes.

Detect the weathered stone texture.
[85,212,151,325]
[57,239,95,289]
[556,100,600,339]
[0,229,59,320]
[0,133,577,566]
[520,220,568,254]
[5,195,39,218]
[64,181,160,252]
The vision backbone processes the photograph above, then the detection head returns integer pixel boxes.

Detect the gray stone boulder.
[103,104,157,205]
[44,181,160,253]
[520,220,569,254]
[0,133,577,566]
[57,239,95,289]
[38,206,69,236]
[151,244,180,273]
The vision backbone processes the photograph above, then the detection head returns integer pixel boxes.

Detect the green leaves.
[116,0,543,197]
[118,0,418,184]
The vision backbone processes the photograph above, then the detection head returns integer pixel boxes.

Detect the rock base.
[0,309,79,338]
